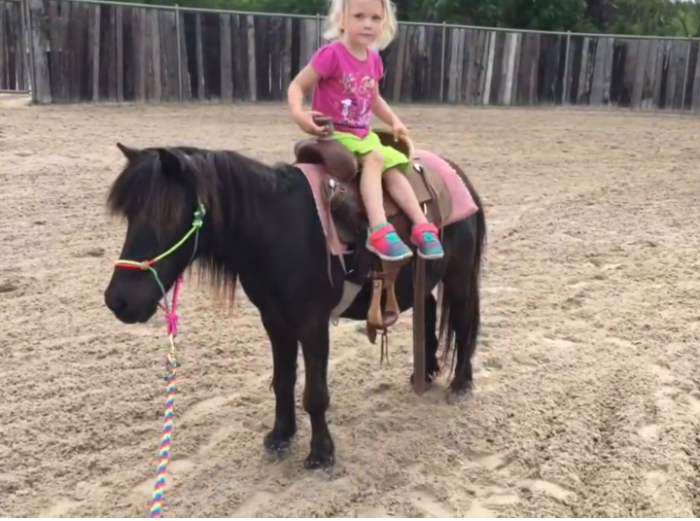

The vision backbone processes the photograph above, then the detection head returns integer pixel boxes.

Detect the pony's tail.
[437,166,487,378]
[470,187,487,281]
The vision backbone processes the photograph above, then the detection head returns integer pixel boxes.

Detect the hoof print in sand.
[638,423,661,441]
[232,490,275,517]
[474,450,516,473]
[519,479,575,503]
[0,279,21,294]
[410,486,457,517]
[76,247,106,258]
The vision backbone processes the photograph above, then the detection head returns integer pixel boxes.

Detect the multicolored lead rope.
[150,277,183,518]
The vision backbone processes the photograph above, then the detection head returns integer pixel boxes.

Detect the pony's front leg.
[260,313,299,456]
[300,320,334,469]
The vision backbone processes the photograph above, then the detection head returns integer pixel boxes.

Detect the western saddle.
[293,116,451,395]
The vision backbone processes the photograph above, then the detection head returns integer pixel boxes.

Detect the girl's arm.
[288,64,328,136]
[372,86,400,126]
[288,64,321,117]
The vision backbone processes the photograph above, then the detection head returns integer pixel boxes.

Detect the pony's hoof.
[445,381,472,404]
[264,428,295,457]
[304,452,335,469]
[304,437,335,469]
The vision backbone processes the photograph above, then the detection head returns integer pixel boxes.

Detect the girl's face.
[343,0,384,48]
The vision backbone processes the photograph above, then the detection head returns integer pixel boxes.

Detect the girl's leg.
[359,150,388,230]
[383,167,444,260]
[382,168,428,224]
[361,151,412,261]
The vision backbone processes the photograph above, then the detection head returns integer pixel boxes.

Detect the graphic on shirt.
[337,72,376,129]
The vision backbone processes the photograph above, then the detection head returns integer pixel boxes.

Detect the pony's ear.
[116,142,141,163]
[156,147,186,180]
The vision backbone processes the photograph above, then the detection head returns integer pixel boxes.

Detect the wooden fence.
[5,0,700,110]
[0,0,29,92]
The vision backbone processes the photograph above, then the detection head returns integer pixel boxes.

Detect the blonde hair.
[322,0,398,51]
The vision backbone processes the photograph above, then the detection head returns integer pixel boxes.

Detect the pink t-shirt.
[310,41,384,139]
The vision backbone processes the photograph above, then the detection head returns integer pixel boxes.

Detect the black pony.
[103,143,486,469]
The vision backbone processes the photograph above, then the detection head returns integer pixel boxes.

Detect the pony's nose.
[104,290,127,317]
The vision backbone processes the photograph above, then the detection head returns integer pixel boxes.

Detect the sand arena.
[1,99,699,517]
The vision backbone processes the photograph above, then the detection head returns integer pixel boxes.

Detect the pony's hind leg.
[440,237,481,402]
[299,318,335,469]
[410,291,441,387]
[260,312,299,456]
[444,288,480,401]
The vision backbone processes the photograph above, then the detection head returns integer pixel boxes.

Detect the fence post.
[26,0,50,103]
[18,0,28,91]
[21,0,36,100]
[682,36,691,109]
[562,30,571,105]
[316,13,321,48]
[175,4,183,101]
[440,22,446,102]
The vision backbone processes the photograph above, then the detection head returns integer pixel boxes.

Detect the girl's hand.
[293,110,330,138]
[391,118,409,141]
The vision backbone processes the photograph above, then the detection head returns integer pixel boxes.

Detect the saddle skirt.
[296,148,478,256]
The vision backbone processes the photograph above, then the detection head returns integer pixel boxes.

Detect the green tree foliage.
[120,0,700,36]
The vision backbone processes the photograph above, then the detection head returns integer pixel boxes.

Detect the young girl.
[286,0,444,262]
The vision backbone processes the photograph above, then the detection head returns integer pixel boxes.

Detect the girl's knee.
[382,167,402,178]
[363,149,384,167]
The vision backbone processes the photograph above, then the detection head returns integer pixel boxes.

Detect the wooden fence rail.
[5,0,700,110]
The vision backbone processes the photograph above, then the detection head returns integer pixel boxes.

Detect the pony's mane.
[106,145,295,314]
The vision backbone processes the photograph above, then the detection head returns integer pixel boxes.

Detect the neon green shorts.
[334,130,409,174]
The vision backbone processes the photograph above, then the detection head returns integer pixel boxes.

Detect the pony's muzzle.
[104,281,159,324]
[104,289,128,316]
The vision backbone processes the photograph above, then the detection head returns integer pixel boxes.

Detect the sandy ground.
[1,98,700,518]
